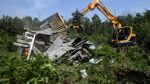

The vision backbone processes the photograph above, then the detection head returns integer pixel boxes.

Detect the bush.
[0,53,58,84]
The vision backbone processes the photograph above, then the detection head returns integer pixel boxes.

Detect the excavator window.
[111,27,131,42]
[118,28,130,40]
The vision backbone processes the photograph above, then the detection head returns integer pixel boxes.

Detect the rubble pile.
[66,37,92,61]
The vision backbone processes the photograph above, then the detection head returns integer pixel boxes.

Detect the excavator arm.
[96,3,122,29]
[80,0,121,29]
[81,0,99,15]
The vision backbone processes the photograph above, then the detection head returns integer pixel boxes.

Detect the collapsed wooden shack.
[14,13,94,60]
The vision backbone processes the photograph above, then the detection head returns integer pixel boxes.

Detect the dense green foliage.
[0,16,40,52]
[0,46,149,84]
[0,53,57,83]
[55,45,150,84]
[0,10,150,83]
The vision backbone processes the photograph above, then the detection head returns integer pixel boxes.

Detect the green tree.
[143,10,150,22]
[117,14,134,26]
[13,17,24,34]
[134,10,150,52]
[83,17,92,35]
[91,14,102,35]
[0,16,14,34]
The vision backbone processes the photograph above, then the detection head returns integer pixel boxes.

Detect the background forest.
[0,10,150,83]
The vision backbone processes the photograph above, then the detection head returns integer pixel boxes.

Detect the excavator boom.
[81,0,121,29]
[96,3,122,29]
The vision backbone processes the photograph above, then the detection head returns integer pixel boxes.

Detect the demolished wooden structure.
[14,13,94,61]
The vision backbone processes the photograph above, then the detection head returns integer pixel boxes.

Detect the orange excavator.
[71,0,136,47]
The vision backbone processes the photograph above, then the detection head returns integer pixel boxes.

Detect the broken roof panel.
[44,36,75,60]
[36,28,54,35]
[40,13,68,32]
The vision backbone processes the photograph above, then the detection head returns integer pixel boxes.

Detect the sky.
[0,0,150,21]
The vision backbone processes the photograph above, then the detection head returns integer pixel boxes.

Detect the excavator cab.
[111,26,136,47]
